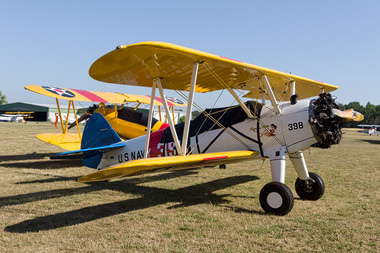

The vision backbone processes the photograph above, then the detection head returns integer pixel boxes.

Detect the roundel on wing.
[166,96,184,105]
[42,86,75,98]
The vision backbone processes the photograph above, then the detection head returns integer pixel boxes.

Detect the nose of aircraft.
[309,93,364,149]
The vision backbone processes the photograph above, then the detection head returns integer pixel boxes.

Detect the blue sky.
[1,0,379,109]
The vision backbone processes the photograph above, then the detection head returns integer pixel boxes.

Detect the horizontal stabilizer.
[36,133,81,151]
[78,150,259,182]
[51,142,126,160]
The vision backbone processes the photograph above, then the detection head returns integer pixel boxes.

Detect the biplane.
[0,113,26,123]
[25,85,186,150]
[52,42,363,215]
[358,124,379,136]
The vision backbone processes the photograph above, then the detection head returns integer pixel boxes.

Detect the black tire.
[219,164,226,169]
[295,172,325,200]
[259,182,294,216]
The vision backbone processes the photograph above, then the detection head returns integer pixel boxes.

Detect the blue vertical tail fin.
[81,113,122,149]
[51,113,125,169]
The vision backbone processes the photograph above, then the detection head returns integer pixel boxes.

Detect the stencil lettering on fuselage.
[117,149,145,162]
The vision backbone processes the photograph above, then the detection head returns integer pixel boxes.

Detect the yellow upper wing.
[89,41,338,101]
[78,150,258,182]
[25,85,128,103]
[25,85,187,106]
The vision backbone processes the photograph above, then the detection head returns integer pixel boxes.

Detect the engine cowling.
[309,93,343,149]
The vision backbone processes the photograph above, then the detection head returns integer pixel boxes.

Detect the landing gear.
[295,172,325,200]
[259,182,294,216]
[260,150,323,215]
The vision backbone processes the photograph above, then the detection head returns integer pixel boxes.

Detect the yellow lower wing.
[36,133,81,151]
[78,150,259,182]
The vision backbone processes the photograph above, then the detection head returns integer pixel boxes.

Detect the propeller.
[332,108,364,122]
[68,104,99,129]
[310,93,364,149]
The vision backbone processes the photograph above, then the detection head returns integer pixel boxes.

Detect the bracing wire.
[163,78,252,151]
[167,83,252,151]
[202,62,285,147]
[161,60,287,149]
[202,63,281,143]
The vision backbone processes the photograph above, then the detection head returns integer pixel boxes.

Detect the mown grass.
[0,122,379,252]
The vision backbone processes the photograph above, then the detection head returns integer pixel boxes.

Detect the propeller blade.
[332,108,364,122]
[68,114,90,129]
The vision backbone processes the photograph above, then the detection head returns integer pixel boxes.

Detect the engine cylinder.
[309,93,343,148]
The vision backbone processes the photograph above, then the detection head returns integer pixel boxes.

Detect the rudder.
[81,113,122,169]
[81,113,122,149]
[51,113,125,169]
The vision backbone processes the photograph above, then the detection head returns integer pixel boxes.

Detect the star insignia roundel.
[166,96,184,105]
[42,86,75,98]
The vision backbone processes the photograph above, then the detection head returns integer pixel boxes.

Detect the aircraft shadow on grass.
[360,139,380,145]
[16,176,81,184]
[3,171,260,233]
[0,153,58,162]
[0,159,83,169]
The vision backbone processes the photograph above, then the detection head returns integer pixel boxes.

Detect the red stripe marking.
[159,122,170,130]
[72,89,108,103]
[147,129,166,158]
[203,155,228,161]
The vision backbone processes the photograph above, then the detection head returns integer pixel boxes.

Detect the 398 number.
[288,122,303,131]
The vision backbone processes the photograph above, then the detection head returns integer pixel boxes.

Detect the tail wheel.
[295,172,325,200]
[259,182,294,216]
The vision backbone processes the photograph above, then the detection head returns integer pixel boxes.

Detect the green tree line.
[338,102,380,128]
[0,90,7,105]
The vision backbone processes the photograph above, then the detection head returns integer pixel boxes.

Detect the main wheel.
[295,172,325,200]
[219,164,226,169]
[259,182,294,215]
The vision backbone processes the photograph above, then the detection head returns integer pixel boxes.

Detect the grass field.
[0,122,379,252]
